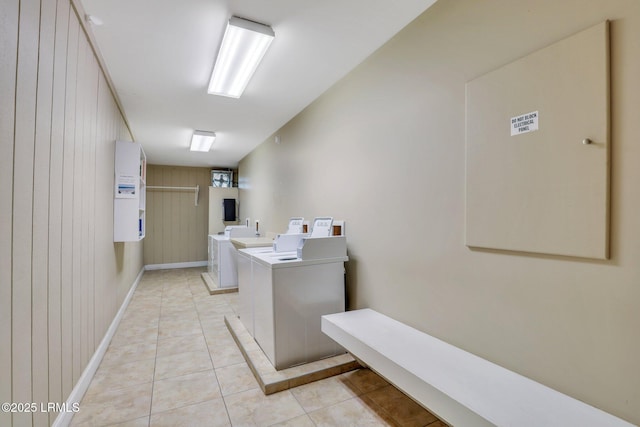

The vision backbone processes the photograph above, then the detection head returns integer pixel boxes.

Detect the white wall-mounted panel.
[465,21,610,259]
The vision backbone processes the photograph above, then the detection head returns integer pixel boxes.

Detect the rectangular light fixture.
[208,16,275,98]
[190,130,216,152]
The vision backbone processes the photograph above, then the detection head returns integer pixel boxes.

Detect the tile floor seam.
[205,311,246,427]
[150,389,220,417]
[358,393,402,427]
[144,284,159,427]
[146,277,163,427]
[195,278,234,427]
[289,387,313,419]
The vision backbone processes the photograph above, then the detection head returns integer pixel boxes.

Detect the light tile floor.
[71,268,447,427]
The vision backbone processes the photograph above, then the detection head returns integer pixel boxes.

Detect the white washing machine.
[238,246,272,337]
[208,226,256,288]
[237,217,346,341]
[237,233,306,337]
[237,217,308,335]
[251,236,348,370]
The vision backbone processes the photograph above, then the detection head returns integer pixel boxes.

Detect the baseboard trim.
[144,261,208,270]
[52,266,145,427]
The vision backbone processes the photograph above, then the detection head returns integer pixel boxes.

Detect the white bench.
[322,309,633,427]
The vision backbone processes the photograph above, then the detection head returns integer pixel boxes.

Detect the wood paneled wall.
[144,166,211,265]
[0,1,141,426]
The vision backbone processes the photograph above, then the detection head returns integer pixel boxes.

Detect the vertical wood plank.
[166,184,177,263]
[85,42,99,358]
[166,181,176,263]
[0,0,19,425]
[183,169,193,260]
[108,80,119,335]
[143,167,157,265]
[48,0,70,419]
[145,166,157,264]
[12,0,41,425]
[60,9,79,399]
[71,28,88,383]
[196,169,204,260]
[32,0,58,423]
[198,168,209,260]
[93,76,105,341]
[176,169,188,262]
[79,36,90,369]
[96,83,118,334]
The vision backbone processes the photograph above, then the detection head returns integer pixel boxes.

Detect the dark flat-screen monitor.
[223,199,236,222]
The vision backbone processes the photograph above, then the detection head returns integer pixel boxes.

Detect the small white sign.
[511,110,539,136]
[115,174,137,198]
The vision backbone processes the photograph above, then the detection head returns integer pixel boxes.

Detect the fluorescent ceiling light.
[208,17,275,98]
[190,131,216,152]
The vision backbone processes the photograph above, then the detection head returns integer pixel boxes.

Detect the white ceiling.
[80,0,437,168]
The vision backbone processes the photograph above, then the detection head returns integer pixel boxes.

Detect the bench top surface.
[322,309,633,427]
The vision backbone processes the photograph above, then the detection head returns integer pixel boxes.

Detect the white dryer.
[251,236,348,370]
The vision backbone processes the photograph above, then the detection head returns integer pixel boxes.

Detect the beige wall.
[143,165,210,265]
[238,0,640,423]
[0,1,141,426]
[208,187,241,234]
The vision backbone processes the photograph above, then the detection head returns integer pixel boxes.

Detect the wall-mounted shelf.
[114,141,146,242]
[147,185,200,206]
